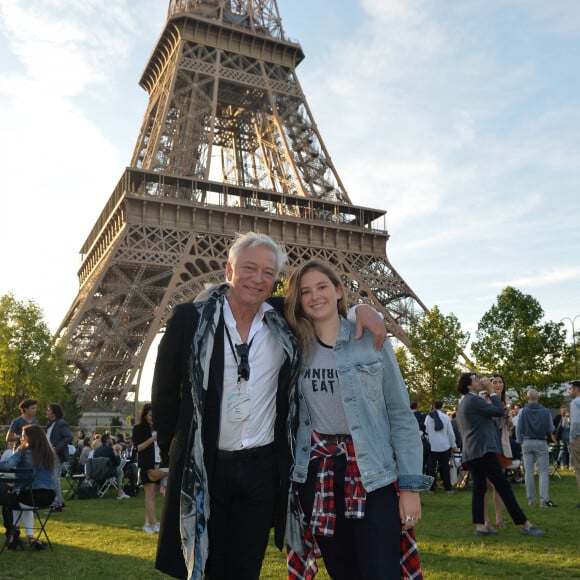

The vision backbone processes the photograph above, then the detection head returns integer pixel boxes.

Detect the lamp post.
[561,315,580,378]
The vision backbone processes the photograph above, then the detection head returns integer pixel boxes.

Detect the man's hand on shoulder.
[353,304,387,351]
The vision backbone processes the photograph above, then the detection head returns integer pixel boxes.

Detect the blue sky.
[1,1,579,381]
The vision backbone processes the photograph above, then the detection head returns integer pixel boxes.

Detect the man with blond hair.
[516,388,555,508]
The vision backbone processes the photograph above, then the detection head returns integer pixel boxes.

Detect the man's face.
[45,406,55,421]
[470,374,484,392]
[24,404,37,418]
[226,245,277,310]
[570,384,579,400]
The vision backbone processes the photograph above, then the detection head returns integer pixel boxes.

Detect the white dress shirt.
[218,299,285,451]
[425,409,456,452]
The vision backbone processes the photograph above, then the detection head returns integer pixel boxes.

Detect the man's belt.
[216,442,275,460]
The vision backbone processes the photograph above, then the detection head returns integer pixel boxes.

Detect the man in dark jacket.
[455,373,544,537]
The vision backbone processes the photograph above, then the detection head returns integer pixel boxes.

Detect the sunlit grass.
[0,472,578,578]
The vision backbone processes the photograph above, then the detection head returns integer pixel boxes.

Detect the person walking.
[516,388,556,508]
[151,232,386,579]
[455,372,544,536]
[568,380,580,507]
[284,259,432,579]
[425,400,458,493]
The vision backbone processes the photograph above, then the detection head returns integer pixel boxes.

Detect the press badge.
[227,392,250,422]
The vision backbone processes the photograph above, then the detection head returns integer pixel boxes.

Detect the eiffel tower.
[56,0,428,412]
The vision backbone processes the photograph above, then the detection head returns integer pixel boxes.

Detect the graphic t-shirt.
[9,416,38,449]
[300,341,350,434]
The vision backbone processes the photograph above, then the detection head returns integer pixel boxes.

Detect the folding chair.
[548,443,562,480]
[0,469,54,553]
[452,450,471,489]
[11,502,54,552]
[505,459,523,483]
[84,457,119,498]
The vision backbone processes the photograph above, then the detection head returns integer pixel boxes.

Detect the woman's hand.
[399,490,421,531]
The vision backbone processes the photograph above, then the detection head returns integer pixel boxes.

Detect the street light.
[561,315,580,378]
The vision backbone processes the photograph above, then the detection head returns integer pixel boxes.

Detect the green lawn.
[1,472,579,579]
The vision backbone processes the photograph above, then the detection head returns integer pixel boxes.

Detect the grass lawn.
[1,471,579,579]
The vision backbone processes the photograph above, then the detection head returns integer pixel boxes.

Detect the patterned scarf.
[287,431,423,579]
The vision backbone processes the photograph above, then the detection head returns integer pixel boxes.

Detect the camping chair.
[505,458,523,483]
[452,451,471,489]
[84,457,119,498]
[548,443,562,480]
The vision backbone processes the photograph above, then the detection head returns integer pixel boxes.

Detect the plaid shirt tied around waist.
[287,431,423,579]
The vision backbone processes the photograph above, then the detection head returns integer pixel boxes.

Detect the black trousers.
[469,453,527,525]
[428,448,452,491]
[298,455,401,580]
[205,445,278,580]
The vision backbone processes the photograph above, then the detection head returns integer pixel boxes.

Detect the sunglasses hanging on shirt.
[225,326,254,383]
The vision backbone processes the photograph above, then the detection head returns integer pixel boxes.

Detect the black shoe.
[51,505,64,513]
[29,539,47,550]
[6,528,23,551]
[540,500,557,508]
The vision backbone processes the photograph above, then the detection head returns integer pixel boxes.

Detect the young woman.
[483,374,513,529]
[284,259,431,580]
[132,404,165,534]
[0,423,56,550]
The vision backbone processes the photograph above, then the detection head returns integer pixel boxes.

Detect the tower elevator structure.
[56,0,428,412]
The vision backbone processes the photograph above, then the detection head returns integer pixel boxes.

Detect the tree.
[0,293,72,424]
[397,306,470,407]
[471,286,567,403]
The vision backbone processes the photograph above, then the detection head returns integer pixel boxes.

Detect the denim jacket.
[291,318,432,493]
[0,449,55,492]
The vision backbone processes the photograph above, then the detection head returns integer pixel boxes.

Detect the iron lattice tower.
[56,0,429,412]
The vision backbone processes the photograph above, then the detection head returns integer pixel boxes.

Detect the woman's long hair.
[491,373,507,403]
[284,259,348,362]
[20,423,55,471]
[139,403,152,425]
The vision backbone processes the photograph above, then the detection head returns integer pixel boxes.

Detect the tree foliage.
[471,286,567,403]
[397,305,469,408]
[0,293,72,424]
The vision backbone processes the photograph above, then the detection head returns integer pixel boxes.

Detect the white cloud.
[493,267,580,289]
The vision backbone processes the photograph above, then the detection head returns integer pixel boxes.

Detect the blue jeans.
[521,439,550,504]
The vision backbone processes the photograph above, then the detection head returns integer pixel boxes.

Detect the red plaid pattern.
[287,431,423,579]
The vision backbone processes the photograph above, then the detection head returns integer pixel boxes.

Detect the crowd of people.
[2,230,579,579]
[412,377,580,535]
[1,399,168,551]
